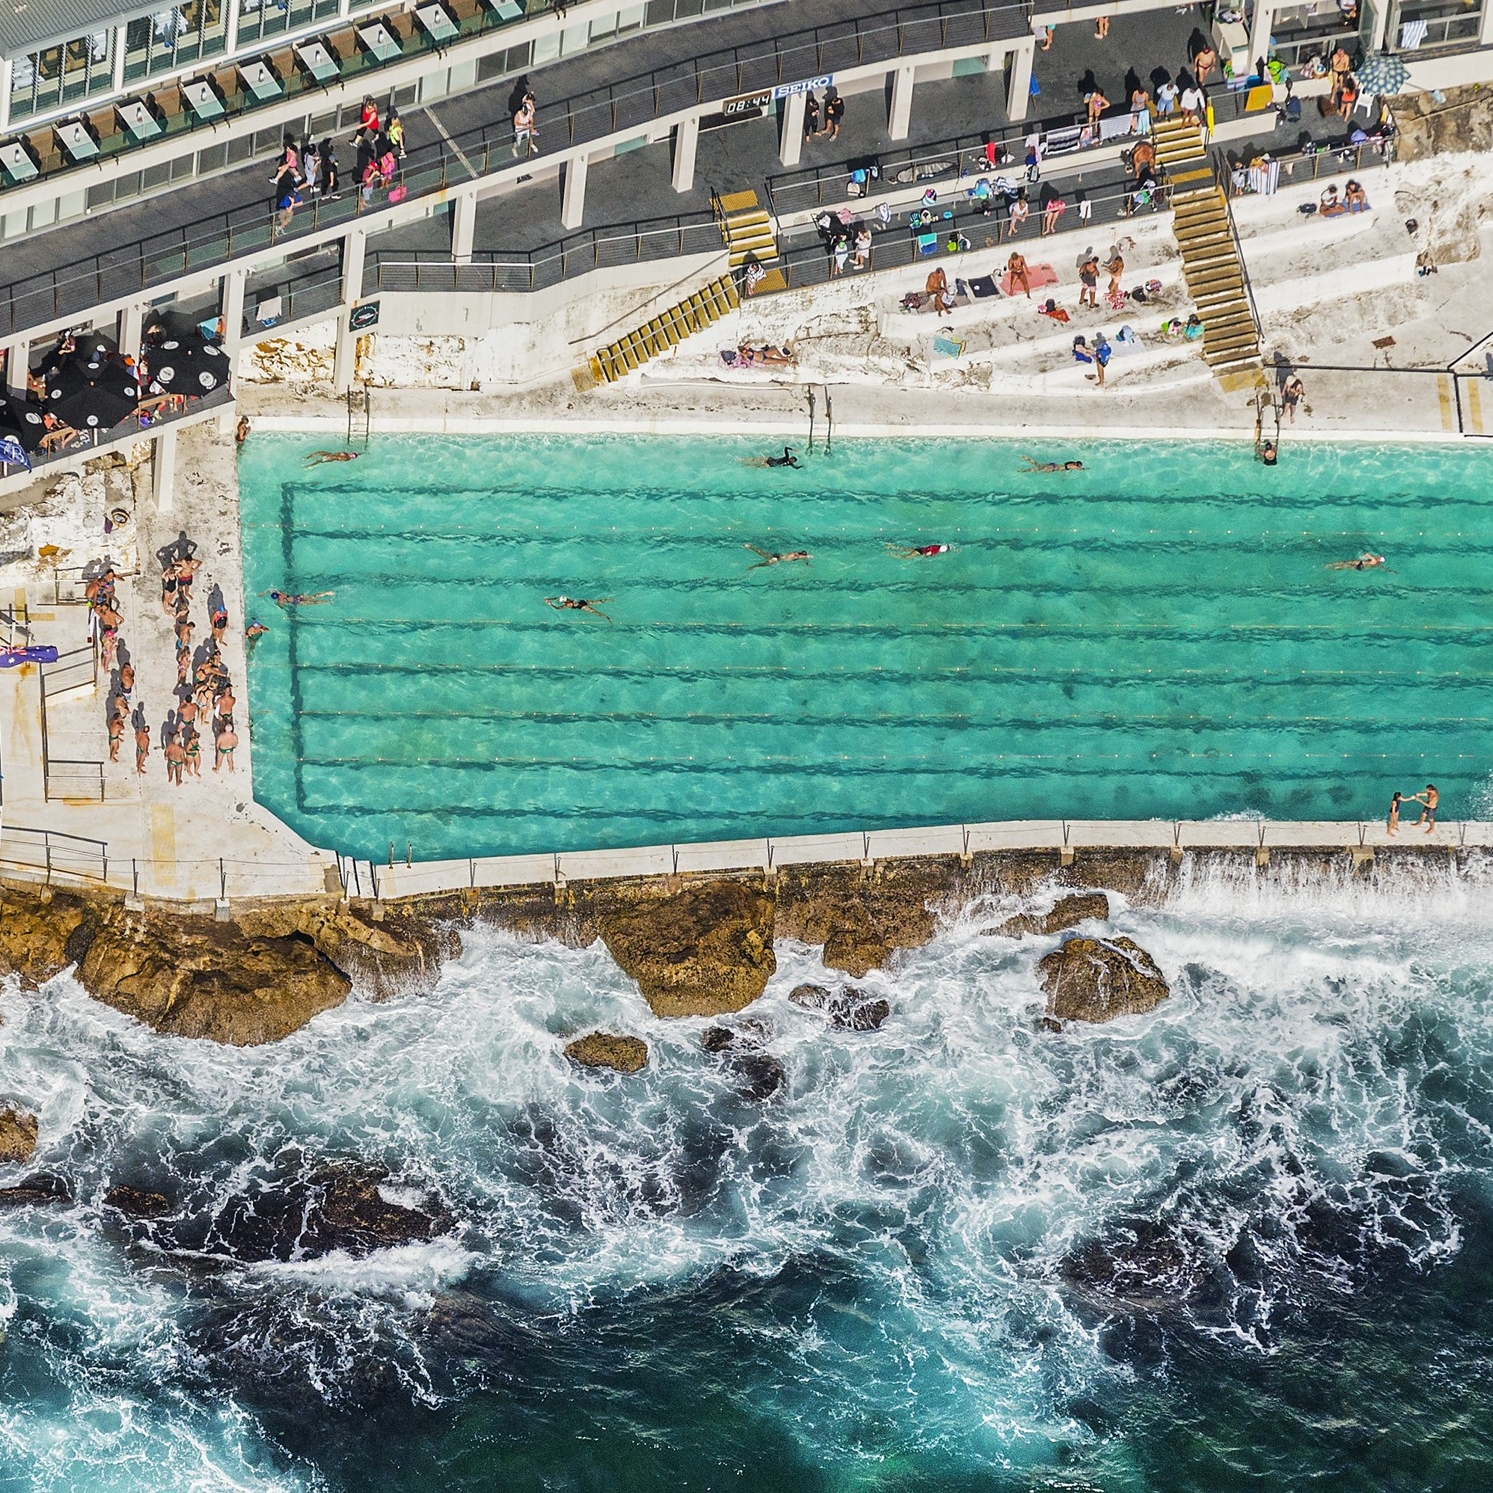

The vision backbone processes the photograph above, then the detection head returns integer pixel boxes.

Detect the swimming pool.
[238,433,1493,860]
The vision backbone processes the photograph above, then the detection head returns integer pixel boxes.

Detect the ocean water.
[237,434,1493,861]
[2,860,1493,1490]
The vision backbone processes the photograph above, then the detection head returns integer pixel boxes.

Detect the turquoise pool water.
[238,434,1493,860]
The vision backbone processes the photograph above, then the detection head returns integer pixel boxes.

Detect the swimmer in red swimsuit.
[886,543,950,557]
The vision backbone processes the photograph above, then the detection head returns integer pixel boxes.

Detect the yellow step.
[716,189,759,214]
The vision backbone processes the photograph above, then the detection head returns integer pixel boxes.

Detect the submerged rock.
[698,1021,784,1100]
[598,879,776,1017]
[994,892,1110,939]
[564,1032,649,1073]
[789,983,891,1032]
[0,1172,70,1208]
[199,1162,451,1263]
[103,1185,171,1219]
[1037,936,1170,1024]
[0,1106,38,1164]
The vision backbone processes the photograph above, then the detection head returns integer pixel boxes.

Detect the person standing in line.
[1130,84,1150,131]
[387,109,406,158]
[803,91,820,140]
[1180,82,1205,124]
[1156,77,1179,117]
[821,90,845,138]
[319,138,340,198]
[1085,88,1109,126]
[134,724,151,776]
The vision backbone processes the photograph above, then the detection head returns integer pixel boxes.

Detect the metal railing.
[0,825,110,883]
[40,644,99,700]
[0,0,1026,342]
[0,383,234,485]
[0,0,776,208]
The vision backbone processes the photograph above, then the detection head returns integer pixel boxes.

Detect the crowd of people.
[272,95,408,234]
[95,533,241,786]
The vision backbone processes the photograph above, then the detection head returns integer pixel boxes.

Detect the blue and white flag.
[0,435,29,470]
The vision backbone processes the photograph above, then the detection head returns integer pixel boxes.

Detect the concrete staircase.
[1156,117,1263,386]
[714,188,787,293]
[581,273,740,386]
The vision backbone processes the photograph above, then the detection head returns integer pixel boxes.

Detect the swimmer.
[1324,552,1385,571]
[265,589,335,605]
[304,450,360,466]
[745,545,812,569]
[886,543,951,558]
[743,447,801,469]
[545,595,613,621]
[1020,456,1083,472]
[245,620,270,640]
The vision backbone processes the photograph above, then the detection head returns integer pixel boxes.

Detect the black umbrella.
[0,396,50,453]
[45,357,139,432]
[143,334,230,396]
[75,331,120,381]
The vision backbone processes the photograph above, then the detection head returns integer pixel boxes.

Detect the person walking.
[319,138,339,198]
[512,92,537,157]
[1411,783,1439,831]
[1156,78,1179,117]
[1079,250,1099,308]
[1387,790,1403,835]
[1282,374,1305,423]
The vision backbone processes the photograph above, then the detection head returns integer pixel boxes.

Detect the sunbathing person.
[266,589,335,605]
[1325,552,1385,570]
[546,595,613,620]
[1344,178,1369,212]
[886,543,950,557]
[304,450,361,466]
[746,546,812,568]
[1319,184,1347,218]
[1021,456,1084,472]
[738,344,795,367]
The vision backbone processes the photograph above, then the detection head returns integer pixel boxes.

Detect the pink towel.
[1000,262,1060,297]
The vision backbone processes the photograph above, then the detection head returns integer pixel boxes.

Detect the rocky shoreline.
[0,844,1475,1051]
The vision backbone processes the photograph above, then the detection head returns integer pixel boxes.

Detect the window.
[8,31,113,122]
[235,0,342,48]
[123,3,229,83]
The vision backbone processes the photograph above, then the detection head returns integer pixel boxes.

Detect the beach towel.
[967,275,1000,298]
[932,334,966,359]
[1399,17,1428,47]
[1247,158,1281,195]
[1110,327,1145,355]
[1000,262,1058,297]
[1043,125,1084,156]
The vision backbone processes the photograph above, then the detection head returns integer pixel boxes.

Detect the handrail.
[1209,147,1263,353]
[0,0,1026,342]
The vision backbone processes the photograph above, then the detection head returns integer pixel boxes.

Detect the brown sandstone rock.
[0,1107,38,1164]
[236,899,457,1000]
[1037,935,1170,1025]
[995,892,1110,939]
[598,879,776,1017]
[776,862,952,977]
[78,910,350,1046]
[0,891,92,987]
[564,1032,649,1073]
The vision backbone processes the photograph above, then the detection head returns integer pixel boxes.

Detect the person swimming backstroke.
[546,595,613,621]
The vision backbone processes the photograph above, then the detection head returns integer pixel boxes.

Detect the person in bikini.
[546,595,613,620]
[1006,251,1032,298]
[1386,790,1403,835]
[745,546,812,568]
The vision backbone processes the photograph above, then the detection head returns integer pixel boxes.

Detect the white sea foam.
[0,869,1490,1483]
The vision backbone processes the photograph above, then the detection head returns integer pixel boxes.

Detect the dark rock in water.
[995,892,1111,939]
[1037,936,1169,1024]
[698,1022,784,1100]
[598,879,777,1017]
[0,1106,39,1164]
[565,1032,649,1073]
[104,1184,171,1219]
[789,983,891,1032]
[199,1163,451,1263]
[0,1172,71,1207]
[729,1050,786,1102]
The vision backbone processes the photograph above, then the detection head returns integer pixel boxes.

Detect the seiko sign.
[773,74,833,99]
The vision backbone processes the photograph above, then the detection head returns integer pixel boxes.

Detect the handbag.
[388,184,407,203]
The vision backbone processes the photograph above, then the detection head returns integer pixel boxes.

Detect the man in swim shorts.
[886,543,951,557]
[546,595,613,620]
[745,546,812,568]
[1020,456,1083,472]
[1410,783,1438,831]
